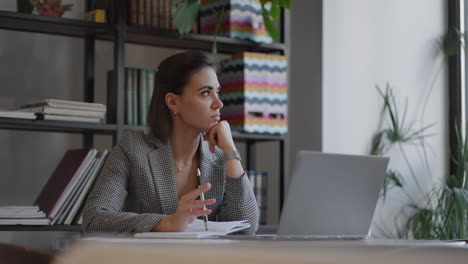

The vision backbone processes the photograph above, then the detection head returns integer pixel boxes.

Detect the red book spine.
[138,0,145,26]
[129,0,138,25]
[34,149,92,217]
[145,0,152,27]
[151,0,158,28]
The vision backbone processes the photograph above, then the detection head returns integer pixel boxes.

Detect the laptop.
[228,150,389,240]
[276,150,389,239]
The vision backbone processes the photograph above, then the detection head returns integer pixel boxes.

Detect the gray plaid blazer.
[82,130,259,234]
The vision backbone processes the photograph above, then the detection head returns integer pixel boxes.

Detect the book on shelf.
[138,0,145,26]
[50,150,99,225]
[128,0,138,25]
[0,206,46,218]
[63,150,109,225]
[35,113,103,123]
[18,106,106,119]
[124,0,198,33]
[20,99,106,112]
[134,219,251,238]
[34,148,97,224]
[151,0,159,28]
[18,99,106,123]
[71,150,110,226]
[247,170,268,225]
[138,69,148,126]
[0,206,48,225]
[0,218,50,225]
[0,110,36,119]
[108,67,156,126]
[144,0,152,27]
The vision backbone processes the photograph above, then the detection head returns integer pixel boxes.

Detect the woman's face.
[175,66,223,132]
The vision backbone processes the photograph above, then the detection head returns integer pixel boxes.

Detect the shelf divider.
[0,10,113,39]
[0,118,116,134]
[0,225,82,232]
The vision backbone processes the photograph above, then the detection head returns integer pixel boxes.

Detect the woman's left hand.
[204,120,236,153]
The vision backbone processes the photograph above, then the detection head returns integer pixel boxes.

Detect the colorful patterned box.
[219,52,287,134]
[200,0,273,43]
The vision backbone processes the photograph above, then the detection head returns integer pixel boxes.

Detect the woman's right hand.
[152,183,215,232]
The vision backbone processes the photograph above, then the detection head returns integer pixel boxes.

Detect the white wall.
[323,0,447,237]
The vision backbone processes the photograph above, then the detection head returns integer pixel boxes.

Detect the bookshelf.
[0,0,286,232]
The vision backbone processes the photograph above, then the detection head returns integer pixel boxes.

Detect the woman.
[82,51,259,234]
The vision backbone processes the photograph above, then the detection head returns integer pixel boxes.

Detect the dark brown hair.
[147,50,215,143]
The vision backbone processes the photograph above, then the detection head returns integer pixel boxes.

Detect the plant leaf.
[443,27,464,57]
[262,10,280,42]
[210,7,225,56]
[279,0,291,9]
[172,0,201,36]
[171,0,181,11]
[270,0,281,21]
[380,170,404,201]
[370,131,386,156]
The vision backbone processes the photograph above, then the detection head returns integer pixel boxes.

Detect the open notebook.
[134,219,250,238]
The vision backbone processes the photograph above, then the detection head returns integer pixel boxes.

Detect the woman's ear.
[165,93,178,112]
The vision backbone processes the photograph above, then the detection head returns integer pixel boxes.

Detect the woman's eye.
[201,91,209,96]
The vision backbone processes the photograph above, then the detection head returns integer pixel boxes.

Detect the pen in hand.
[197,168,209,231]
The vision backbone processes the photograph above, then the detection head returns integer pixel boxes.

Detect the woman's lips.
[211,115,220,121]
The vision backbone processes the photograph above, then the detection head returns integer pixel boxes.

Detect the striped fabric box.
[219,52,287,135]
[200,0,273,43]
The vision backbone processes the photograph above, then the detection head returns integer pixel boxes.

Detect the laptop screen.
[277,151,389,236]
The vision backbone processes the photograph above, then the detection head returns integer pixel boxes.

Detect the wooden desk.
[54,238,468,264]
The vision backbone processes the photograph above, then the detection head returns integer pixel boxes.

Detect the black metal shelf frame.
[0,225,82,232]
[0,10,113,39]
[0,118,116,134]
[0,11,285,54]
[125,26,286,54]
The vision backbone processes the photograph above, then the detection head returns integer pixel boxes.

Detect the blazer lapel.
[147,139,179,215]
[198,139,212,187]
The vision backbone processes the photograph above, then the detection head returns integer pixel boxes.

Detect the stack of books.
[33,148,109,225]
[126,0,199,33]
[0,206,49,225]
[92,0,199,33]
[18,99,106,123]
[247,170,268,225]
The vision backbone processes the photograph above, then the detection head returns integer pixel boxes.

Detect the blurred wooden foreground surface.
[53,238,468,264]
[0,243,54,264]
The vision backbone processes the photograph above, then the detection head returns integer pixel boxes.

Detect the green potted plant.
[370,29,468,238]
